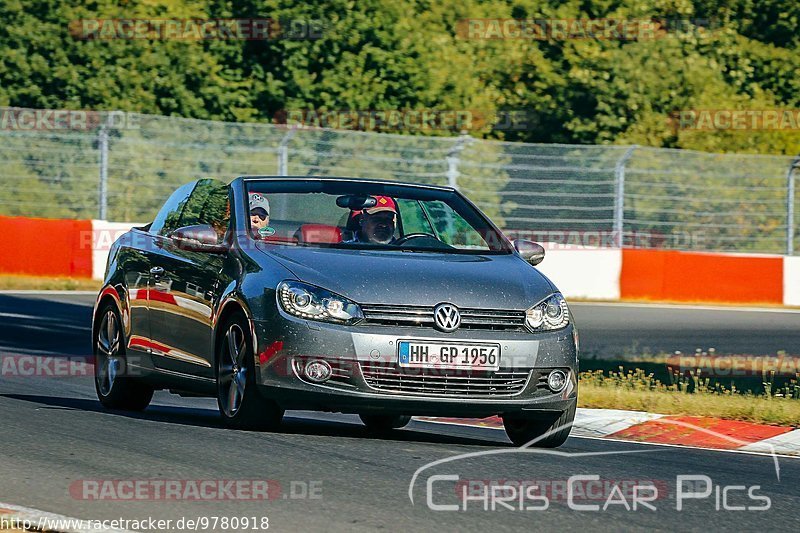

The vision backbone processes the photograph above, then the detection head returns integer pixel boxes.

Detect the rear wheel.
[359,414,411,432]
[502,402,576,447]
[216,312,283,430]
[94,303,153,411]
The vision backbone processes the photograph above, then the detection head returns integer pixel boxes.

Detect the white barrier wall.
[535,247,622,300]
[91,221,139,280]
[785,256,800,306]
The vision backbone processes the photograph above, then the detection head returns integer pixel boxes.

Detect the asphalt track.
[0,292,798,531]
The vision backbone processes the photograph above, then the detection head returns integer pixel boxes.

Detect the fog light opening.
[304,360,332,383]
[547,369,568,392]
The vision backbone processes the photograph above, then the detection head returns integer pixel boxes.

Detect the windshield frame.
[241,177,514,255]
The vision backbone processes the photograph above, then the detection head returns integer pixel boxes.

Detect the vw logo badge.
[434,303,461,332]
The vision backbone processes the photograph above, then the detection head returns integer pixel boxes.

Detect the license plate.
[397,340,500,371]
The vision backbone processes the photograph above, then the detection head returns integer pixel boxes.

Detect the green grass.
[0,274,101,291]
[578,368,800,427]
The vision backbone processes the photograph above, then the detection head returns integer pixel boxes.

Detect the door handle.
[149,266,165,278]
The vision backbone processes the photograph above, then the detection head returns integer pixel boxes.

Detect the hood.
[255,244,555,309]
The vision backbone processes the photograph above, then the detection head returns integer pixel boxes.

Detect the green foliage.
[0,0,798,154]
[1,0,798,244]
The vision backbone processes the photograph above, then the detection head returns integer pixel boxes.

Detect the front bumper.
[251,314,578,418]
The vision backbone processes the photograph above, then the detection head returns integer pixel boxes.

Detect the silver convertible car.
[92,177,578,446]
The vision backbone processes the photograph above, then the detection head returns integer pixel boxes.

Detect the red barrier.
[621,249,783,303]
[609,416,791,449]
[0,215,93,277]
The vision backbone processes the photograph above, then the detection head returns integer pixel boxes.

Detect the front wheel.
[359,414,411,432]
[502,403,576,447]
[216,312,284,430]
[94,303,153,411]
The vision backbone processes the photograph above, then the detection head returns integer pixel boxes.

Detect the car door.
[120,242,155,358]
[124,182,195,357]
[148,179,231,378]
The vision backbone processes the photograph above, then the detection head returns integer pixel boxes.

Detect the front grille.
[360,304,527,331]
[359,362,532,397]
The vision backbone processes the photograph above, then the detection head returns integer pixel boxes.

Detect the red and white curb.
[421,408,800,456]
[0,502,131,533]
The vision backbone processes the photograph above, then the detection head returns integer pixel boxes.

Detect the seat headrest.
[297,224,342,244]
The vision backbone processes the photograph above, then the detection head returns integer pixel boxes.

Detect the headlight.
[277,281,364,325]
[525,293,569,332]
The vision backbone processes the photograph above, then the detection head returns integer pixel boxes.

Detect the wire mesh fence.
[0,106,797,254]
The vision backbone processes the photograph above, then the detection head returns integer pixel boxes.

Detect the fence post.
[97,114,111,221]
[787,156,800,256]
[613,145,638,247]
[446,133,472,190]
[278,129,296,176]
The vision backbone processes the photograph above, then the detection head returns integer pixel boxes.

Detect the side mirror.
[170,225,228,253]
[513,239,545,266]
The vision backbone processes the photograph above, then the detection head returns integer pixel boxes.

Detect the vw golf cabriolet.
[93,177,578,446]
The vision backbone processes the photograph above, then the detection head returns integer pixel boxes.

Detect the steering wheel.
[395,232,439,245]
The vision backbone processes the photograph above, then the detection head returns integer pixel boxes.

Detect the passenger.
[349,196,398,244]
[249,192,274,239]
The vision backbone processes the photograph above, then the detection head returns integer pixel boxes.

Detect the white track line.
[571,301,800,314]
[0,290,97,295]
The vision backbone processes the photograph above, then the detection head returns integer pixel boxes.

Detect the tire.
[502,402,576,447]
[216,311,284,430]
[359,414,411,432]
[94,303,154,411]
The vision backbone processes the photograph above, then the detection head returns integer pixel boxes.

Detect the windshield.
[244,180,511,254]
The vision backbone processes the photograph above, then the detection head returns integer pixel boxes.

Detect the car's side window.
[179,179,230,244]
[150,182,195,236]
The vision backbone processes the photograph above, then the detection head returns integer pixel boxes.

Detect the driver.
[349,195,398,244]
[249,192,274,239]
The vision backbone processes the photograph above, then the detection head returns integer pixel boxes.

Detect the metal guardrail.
[0,107,797,254]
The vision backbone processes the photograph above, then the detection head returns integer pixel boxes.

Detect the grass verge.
[0,274,101,291]
[578,368,800,427]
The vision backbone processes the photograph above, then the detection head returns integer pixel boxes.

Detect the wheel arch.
[213,296,258,367]
[92,286,124,345]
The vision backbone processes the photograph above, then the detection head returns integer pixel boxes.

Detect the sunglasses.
[250,207,269,221]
